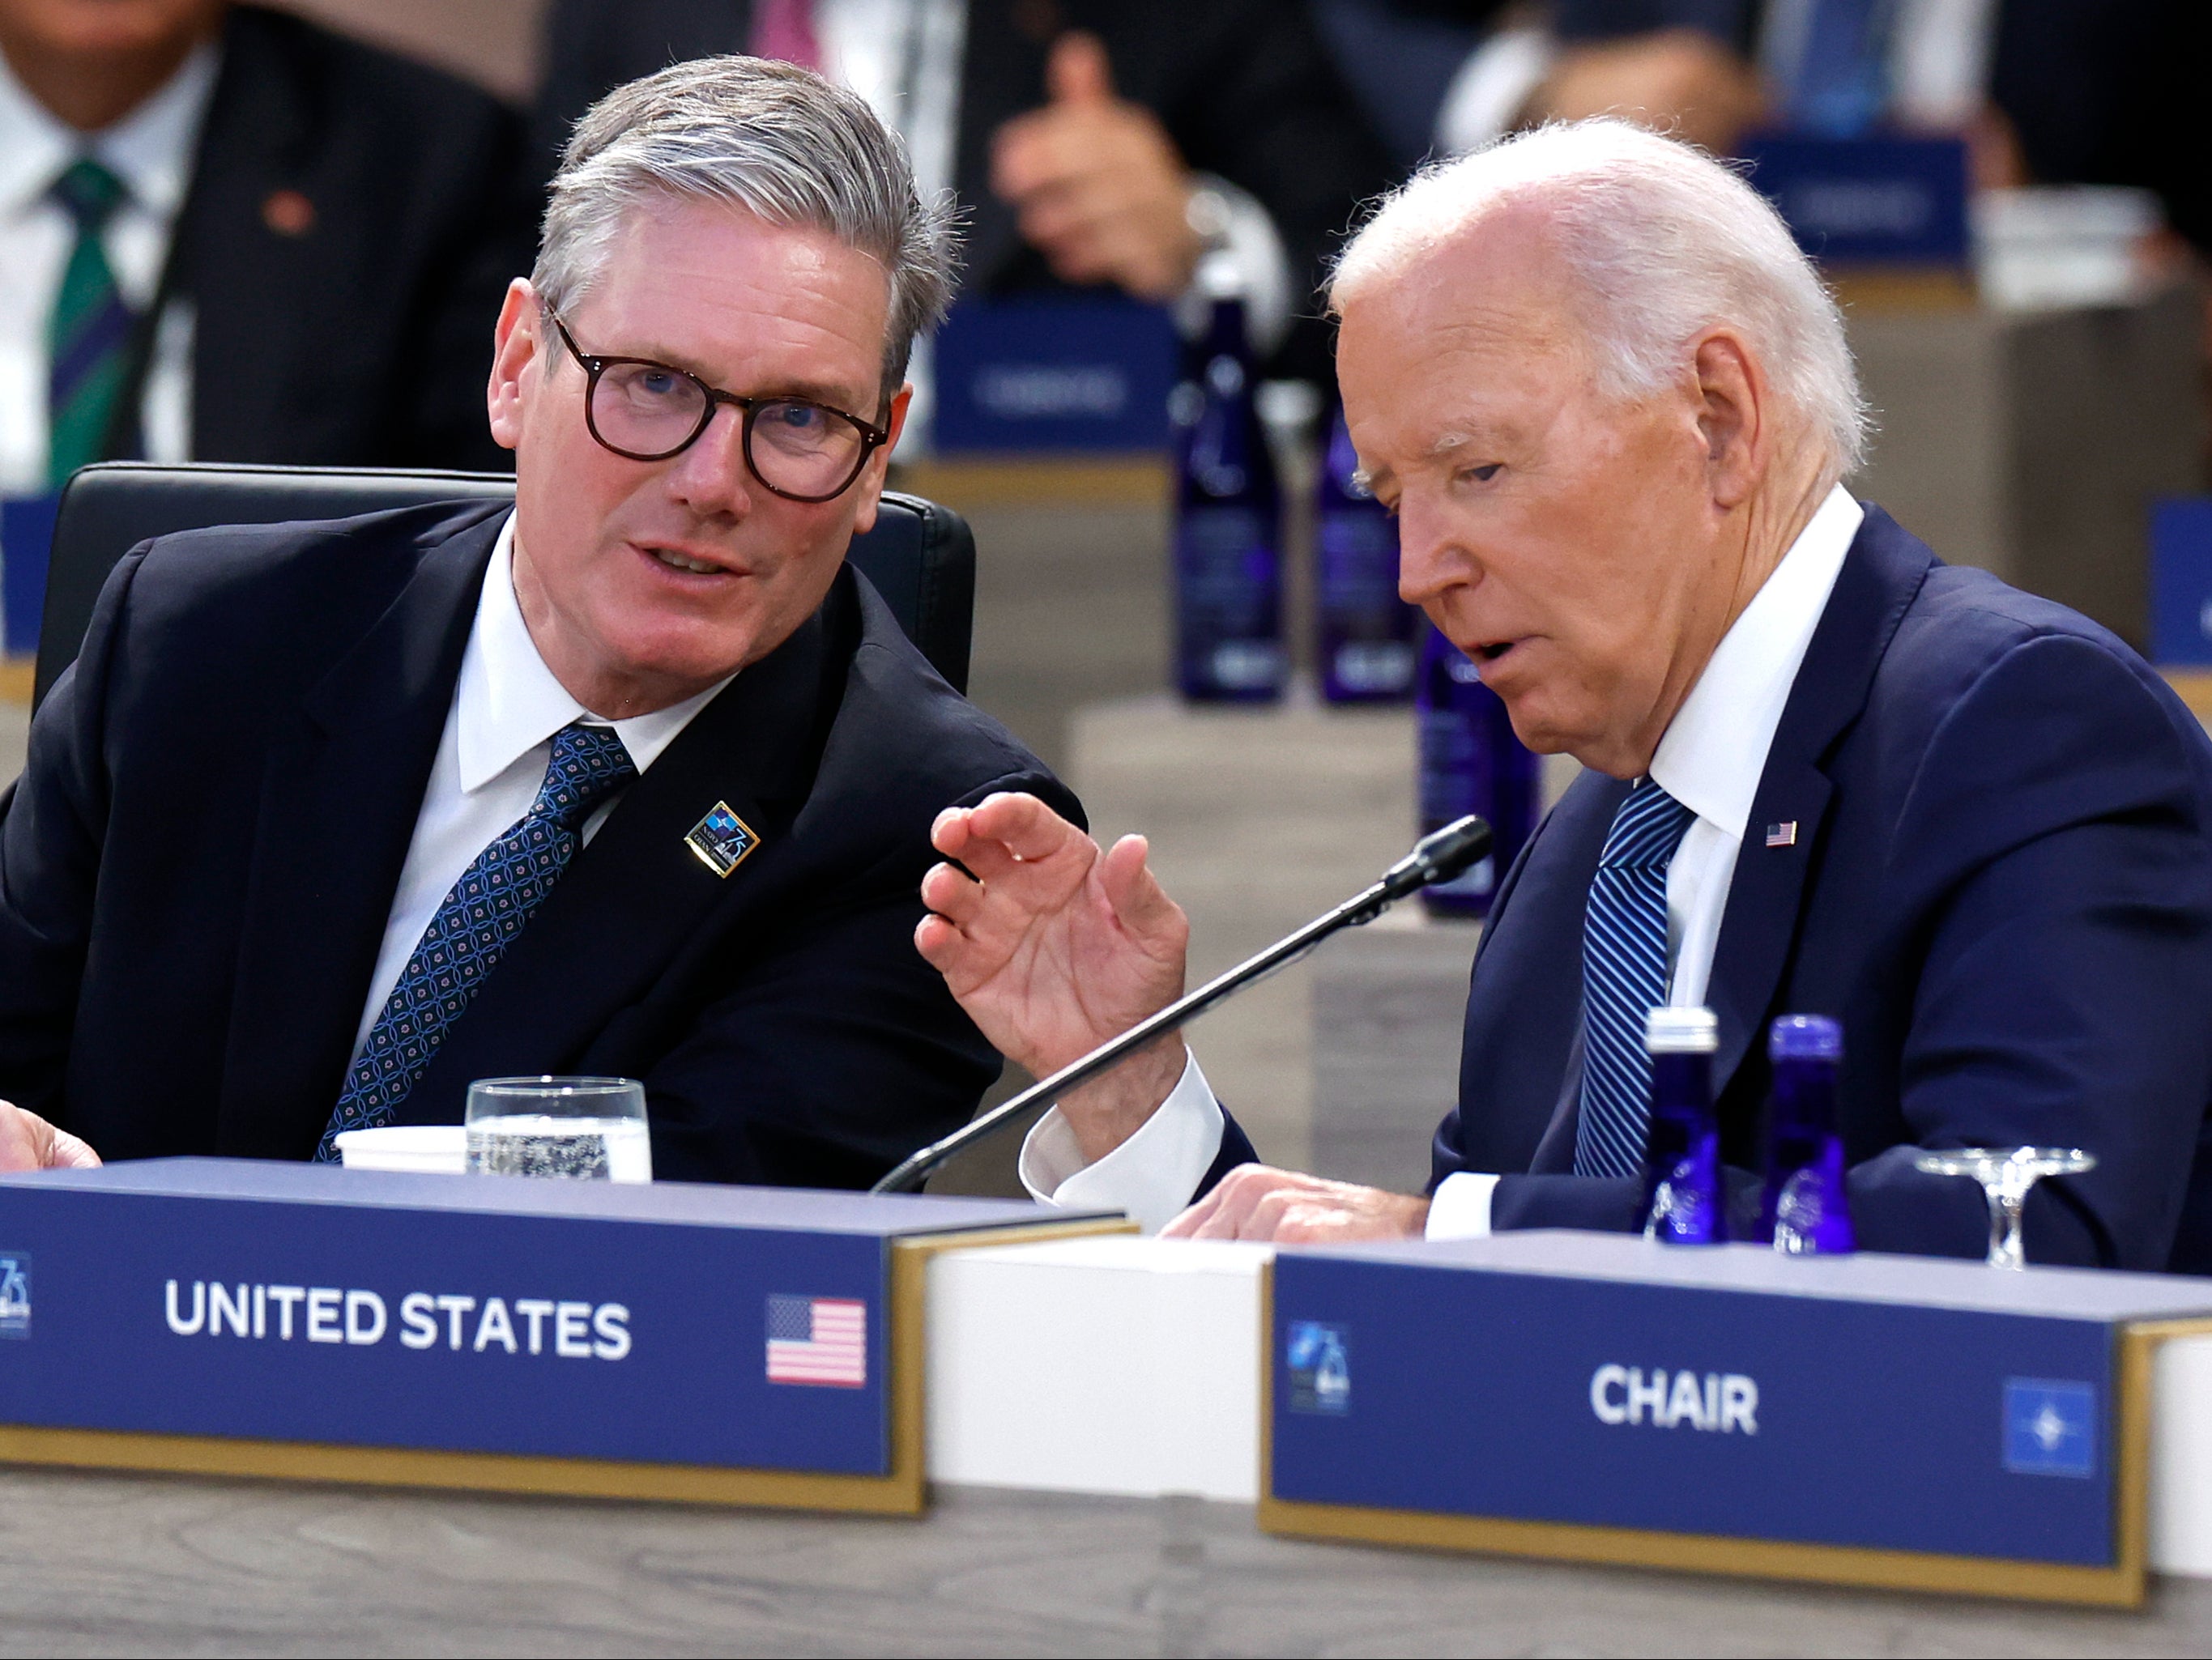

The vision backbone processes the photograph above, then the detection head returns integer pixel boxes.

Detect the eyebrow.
[590,337,876,417]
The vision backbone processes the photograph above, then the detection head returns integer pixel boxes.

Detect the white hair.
[1330,119,1869,484]
[535,57,961,404]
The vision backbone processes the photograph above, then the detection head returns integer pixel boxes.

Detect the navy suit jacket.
[1431,507,2212,1272]
[0,501,1079,1187]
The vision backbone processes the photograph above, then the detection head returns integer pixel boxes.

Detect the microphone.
[870,814,1493,1196]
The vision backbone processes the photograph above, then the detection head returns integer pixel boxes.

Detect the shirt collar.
[0,39,218,222]
[455,513,737,794]
[1648,483,1864,841]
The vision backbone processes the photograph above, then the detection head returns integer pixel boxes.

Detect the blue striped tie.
[1575,780,1697,1178]
[46,159,137,487]
[314,723,637,1159]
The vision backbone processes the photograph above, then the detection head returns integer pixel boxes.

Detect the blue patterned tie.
[1575,780,1697,1178]
[315,722,637,1159]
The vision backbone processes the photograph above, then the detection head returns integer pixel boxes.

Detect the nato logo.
[0,1251,28,1339]
[1286,1321,1349,1415]
[684,801,761,879]
[2003,1377,2097,1478]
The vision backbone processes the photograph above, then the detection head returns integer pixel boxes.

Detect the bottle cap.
[1645,1006,1718,1054]
[1769,1013,1843,1062]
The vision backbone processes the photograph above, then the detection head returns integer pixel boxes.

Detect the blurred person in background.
[0,0,536,505]
[535,0,1394,389]
[1317,1,2212,253]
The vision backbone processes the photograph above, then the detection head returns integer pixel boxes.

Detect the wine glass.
[1912,1147,2096,1270]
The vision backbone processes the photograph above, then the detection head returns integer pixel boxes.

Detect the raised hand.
[916,791,1191,1162]
[989,32,1202,301]
[0,1103,100,1173]
[1160,1164,1429,1243]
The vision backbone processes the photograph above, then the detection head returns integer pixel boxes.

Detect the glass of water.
[1912,1147,2096,1270]
[464,1076,652,1184]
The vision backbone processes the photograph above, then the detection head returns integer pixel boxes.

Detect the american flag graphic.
[765,1295,867,1387]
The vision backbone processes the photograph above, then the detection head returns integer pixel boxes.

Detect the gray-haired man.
[0,57,1078,1184]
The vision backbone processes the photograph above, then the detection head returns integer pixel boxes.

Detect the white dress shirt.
[1024,484,1865,1235]
[0,42,217,495]
[351,515,733,1057]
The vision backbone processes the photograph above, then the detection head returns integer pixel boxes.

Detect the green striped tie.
[46,159,136,491]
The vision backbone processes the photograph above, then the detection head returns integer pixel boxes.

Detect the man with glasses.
[0,57,1079,1185]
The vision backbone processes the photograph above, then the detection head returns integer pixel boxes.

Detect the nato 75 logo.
[0,1251,28,1339]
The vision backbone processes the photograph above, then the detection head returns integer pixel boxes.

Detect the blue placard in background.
[0,1160,1075,1478]
[1271,1235,2212,1569]
[0,492,58,658]
[1742,135,1970,266]
[2151,496,2212,664]
[933,297,1177,453]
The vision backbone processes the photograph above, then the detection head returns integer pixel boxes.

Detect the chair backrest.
[33,462,977,710]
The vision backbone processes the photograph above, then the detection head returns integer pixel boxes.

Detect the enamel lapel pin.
[685,802,761,878]
[1764,821,1799,849]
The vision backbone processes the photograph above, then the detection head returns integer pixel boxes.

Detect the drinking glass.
[464,1076,651,1184]
[1912,1147,2096,1270]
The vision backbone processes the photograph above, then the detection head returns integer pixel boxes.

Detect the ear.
[486,279,543,453]
[847,382,914,538]
[1691,328,1767,510]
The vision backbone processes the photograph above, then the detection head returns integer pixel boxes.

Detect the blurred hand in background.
[990,31,1202,303]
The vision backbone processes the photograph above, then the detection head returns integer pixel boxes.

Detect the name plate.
[0,1159,1121,1511]
[1263,1232,2212,1605]
[1743,134,1970,267]
[932,296,1177,453]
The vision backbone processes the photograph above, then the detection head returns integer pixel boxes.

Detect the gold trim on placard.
[1256,1262,2210,1608]
[0,1215,1133,1514]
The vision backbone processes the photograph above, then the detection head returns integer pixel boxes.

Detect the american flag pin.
[1765,821,1798,849]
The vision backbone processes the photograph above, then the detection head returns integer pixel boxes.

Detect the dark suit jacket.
[0,501,1078,1186]
[535,0,1392,382]
[117,6,535,473]
[1432,507,2212,1272]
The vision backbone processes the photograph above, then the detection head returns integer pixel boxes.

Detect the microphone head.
[1381,815,1493,898]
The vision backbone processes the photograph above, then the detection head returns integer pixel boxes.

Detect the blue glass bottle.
[1641,1006,1727,1245]
[1756,1014,1856,1254]
[1415,624,1539,917]
[1315,403,1415,703]
[1170,256,1283,703]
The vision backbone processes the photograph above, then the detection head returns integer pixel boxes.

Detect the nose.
[1394,488,1472,610]
[663,401,754,519]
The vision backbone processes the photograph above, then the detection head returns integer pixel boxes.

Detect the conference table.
[3,1165,2211,1658]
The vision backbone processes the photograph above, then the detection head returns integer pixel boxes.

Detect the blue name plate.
[2151,496,2212,666]
[1743,134,1970,266]
[1266,1232,2212,1604]
[932,296,1178,453]
[0,492,59,658]
[0,1159,1116,1509]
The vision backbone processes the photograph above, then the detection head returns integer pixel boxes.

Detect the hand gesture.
[990,32,1202,301]
[917,792,1190,1162]
[0,1103,100,1173]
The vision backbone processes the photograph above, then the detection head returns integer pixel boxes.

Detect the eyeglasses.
[549,315,892,504]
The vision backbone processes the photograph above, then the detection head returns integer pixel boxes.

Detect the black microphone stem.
[870,814,1491,1197]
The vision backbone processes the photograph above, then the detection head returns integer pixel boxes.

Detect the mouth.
[633,542,742,580]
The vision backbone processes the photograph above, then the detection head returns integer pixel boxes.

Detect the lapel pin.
[1764,821,1798,849]
[685,802,761,879]
[261,188,317,236]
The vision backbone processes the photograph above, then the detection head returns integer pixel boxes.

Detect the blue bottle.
[1170,256,1283,703]
[1415,624,1539,917]
[1315,403,1415,703]
[1757,1014,1856,1254]
[1641,1006,1727,1245]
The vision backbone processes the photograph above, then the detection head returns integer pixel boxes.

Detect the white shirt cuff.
[1018,1049,1226,1234]
[1426,1171,1499,1239]
[1436,26,1557,155]
[1174,175,1295,357]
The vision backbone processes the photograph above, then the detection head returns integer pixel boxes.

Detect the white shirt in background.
[0,42,217,495]
[351,513,731,1058]
[1025,484,1865,1236]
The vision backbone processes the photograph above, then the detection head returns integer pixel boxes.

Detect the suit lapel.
[216,509,502,1157]
[390,582,846,1124]
[1703,507,1935,1093]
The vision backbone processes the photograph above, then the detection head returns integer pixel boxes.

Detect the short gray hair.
[535,56,961,405]
[1331,119,1870,485]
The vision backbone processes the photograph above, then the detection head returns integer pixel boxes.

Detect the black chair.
[33,462,978,711]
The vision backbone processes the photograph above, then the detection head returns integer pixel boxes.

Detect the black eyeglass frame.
[549,315,893,504]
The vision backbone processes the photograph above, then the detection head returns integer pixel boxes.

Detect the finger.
[1159,1187,1222,1238]
[931,806,974,858]
[0,1108,38,1174]
[47,1128,98,1169]
[918,860,986,925]
[914,912,964,974]
[965,791,1089,866]
[1098,835,1187,946]
[1046,30,1115,105]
